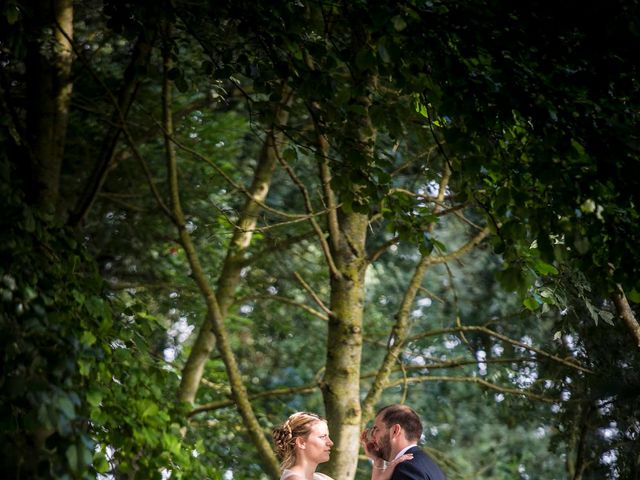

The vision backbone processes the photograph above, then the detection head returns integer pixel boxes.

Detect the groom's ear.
[390,424,402,438]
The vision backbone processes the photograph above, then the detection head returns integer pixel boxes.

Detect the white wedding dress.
[280,469,333,480]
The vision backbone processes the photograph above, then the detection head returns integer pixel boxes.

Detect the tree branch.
[169,133,315,220]
[360,356,545,377]
[54,17,174,222]
[408,326,594,374]
[366,236,400,264]
[611,284,640,348]
[361,254,432,424]
[238,294,329,321]
[273,138,341,279]
[293,271,334,318]
[426,227,490,265]
[68,31,155,227]
[160,29,279,475]
[309,102,341,254]
[188,383,319,417]
[386,375,558,403]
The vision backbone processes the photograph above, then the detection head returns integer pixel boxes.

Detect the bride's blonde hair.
[272,412,325,470]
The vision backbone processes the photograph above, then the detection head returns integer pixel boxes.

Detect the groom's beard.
[375,432,392,461]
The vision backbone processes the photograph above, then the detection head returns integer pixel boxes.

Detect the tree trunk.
[178,85,293,404]
[323,57,376,480]
[68,32,155,226]
[25,0,73,212]
[161,34,283,476]
[323,209,368,480]
[611,284,640,348]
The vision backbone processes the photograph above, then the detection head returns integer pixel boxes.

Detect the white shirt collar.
[393,444,417,461]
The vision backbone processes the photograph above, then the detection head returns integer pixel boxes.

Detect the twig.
[238,294,329,321]
[367,235,400,264]
[188,383,319,417]
[54,18,175,223]
[273,139,341,279]
[417,285,446,304]
[408,326,593,374]
[293,271,334,318]
[386,375,557,403]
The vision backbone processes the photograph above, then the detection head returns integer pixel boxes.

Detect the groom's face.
[371,415,393,461]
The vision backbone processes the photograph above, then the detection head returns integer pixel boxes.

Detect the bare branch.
[308,102,341,254]
[160,32,279,475]
[238,294,329,321]
[386,375,558,403]
[453,209,485,231]
[273,137,342,279]
[54,19,174,222]
[165,134,307,220]
[361,254,432,424]
[360,356,547,378]
[408,325,594,374]
[426,227,490,265]
[417,285,446,304]
[212,200,338,234]
[366,236,400,264]
[188,383,319,417]
[611,283,640,348]
[244,230,317,266]
[293,271,334,318]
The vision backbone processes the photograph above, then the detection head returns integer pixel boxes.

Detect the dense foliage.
[1,1,639,479]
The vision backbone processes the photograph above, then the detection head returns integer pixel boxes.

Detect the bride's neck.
[289,460,318,479]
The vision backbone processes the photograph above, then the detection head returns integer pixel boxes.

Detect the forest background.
[1,0,639,479]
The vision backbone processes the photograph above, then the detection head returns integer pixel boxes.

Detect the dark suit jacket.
[390,446,445,480]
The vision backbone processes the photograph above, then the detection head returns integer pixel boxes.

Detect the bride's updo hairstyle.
[272,412,325,469]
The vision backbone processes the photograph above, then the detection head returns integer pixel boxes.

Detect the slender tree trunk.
[178,85,292,404]
[611,285,640,348]
[25,0,73,212]
[161,31,282,476]
[68,32,155,226]
[565,398,592,480]
[361,255,433,424]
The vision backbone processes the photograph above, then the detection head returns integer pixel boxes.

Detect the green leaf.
[391,15,407,31]
[627,288,640,303]
[420,232,435,255]
[80,330,96,346]
[377,43,391,64]
[523,297,539,311]
[57,395,76,419]
[78,358,92,377]
[5,5,19,24]
[93,452,109,473]
[598,310,615,326]
[141,401,159,419]
[87,390,103,407]
[283,147,297,162]
[532,259,558,276]
[585,300,599,324]
[573,236,590,255]
[66,445,78,473]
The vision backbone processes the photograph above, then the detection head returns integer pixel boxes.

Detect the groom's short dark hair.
[376,404,423,442]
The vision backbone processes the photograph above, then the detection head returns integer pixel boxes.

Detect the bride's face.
[298,420,334,465]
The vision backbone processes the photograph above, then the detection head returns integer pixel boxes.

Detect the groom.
[363,404,445,480]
